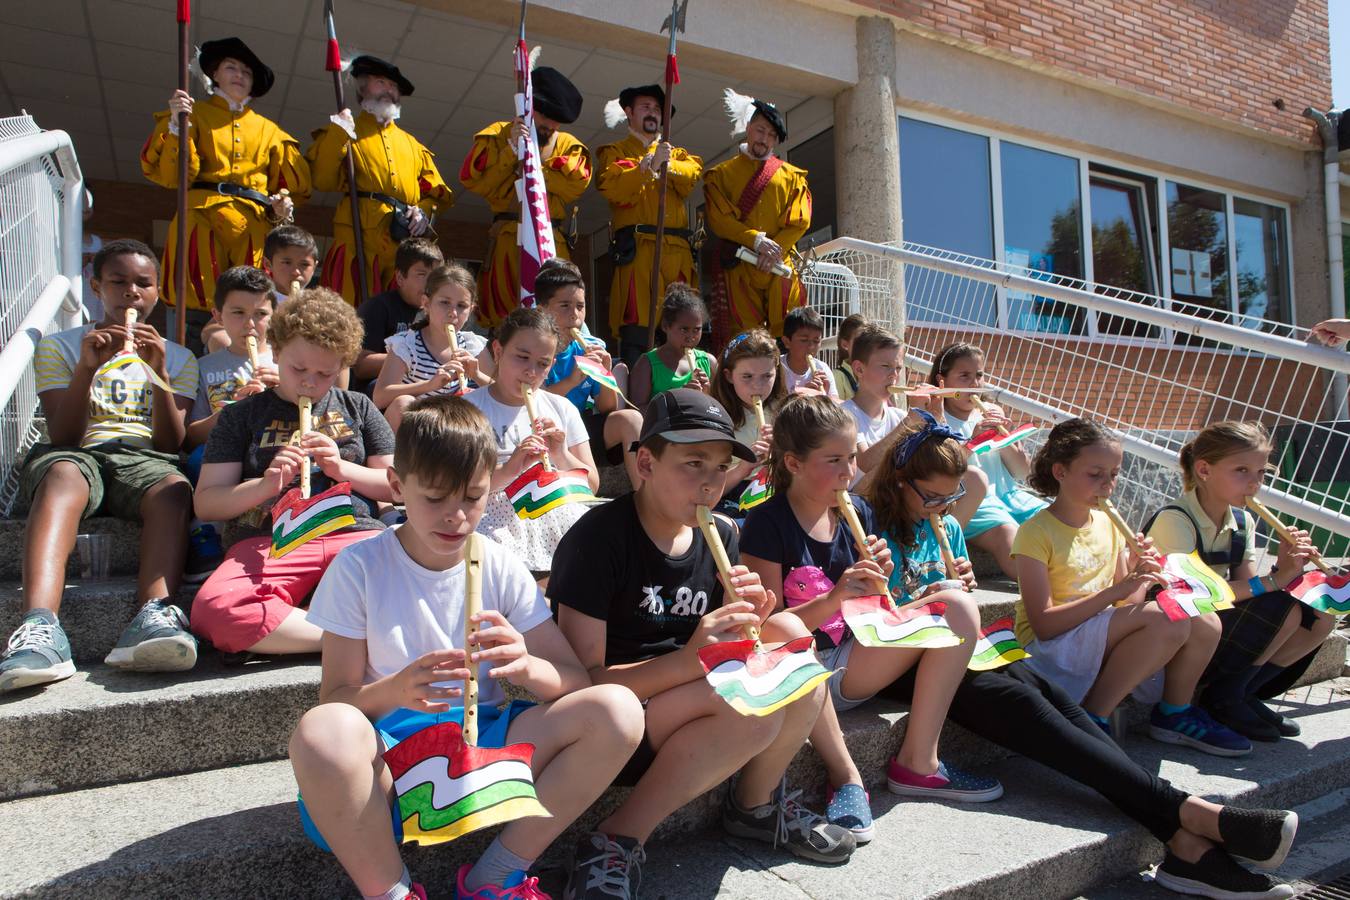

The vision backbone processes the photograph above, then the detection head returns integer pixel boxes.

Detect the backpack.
[1142,504,1247,579]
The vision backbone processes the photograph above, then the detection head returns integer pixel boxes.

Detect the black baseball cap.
[638,389,756,461]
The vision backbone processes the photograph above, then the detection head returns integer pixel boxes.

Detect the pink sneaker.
[411,886,428,900]
[455,865,551,900]
[885,758,1003,802]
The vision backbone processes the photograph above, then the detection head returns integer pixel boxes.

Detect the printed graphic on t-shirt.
[1067,537,1114,595]
[637,582,711,620]
[86,356,157,446]
[257,410,356,449]
[203,373,246,413]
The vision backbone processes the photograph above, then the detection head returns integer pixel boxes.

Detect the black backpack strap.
[1227,506,1248,577]
[1143,504,1202,547]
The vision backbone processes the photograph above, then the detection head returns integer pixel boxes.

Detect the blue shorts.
[966,488,1046,538]
[297,700,535,852]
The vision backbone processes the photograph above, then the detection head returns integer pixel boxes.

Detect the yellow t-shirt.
[1146,489,1255,573]
[1011,507,1124,645]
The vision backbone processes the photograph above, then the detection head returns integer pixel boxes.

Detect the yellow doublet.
[459,121,592,328]
[596,133,702,332]
[703,153,812,337]
[141,94,312,311]
[307,112,454,304]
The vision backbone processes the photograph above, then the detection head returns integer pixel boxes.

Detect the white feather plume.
[603,99,626,129]
[723,88,755,136]
[528,46,541,71]
[190,46,213,93]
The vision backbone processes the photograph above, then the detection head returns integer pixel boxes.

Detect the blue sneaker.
[184,523,224,585]
[104,599,197,672]
[1149,704,1251,757]
[825,782,874,844]
[0,609,76,692]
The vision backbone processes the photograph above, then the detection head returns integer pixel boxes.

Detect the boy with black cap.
[553,388,854,898]
[307,55,453,305]
[460,65,593,329]
[143,36,312,340]
[597,85,704,365]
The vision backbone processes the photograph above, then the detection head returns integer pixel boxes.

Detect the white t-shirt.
[306,527,552,704]
[842,398,906,486]
[780,354,840,399]
[465,385,588,465]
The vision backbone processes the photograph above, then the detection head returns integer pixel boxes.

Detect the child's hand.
[750,436,772,464]
[132,324,169,378]
[683,601,761,653]
[724,565,777,623]
[978,404,1013,433]
[863,535,895,581]
[509,434,549,474]
[429,366,459,391]
[688,366,711,393]
[456,350,481,383]
[300,431,343,478]
[809,368,832,394]
[1275,527,1317,584]
[233,379,266,401]
[468,610,530,681]
[586,345,613,370]
[390,649,472,713]
[77,326,124,370]
[904,384,946,419]
[953,556,978,591]
[254,363,280,387]
[830,558,889,604]
[262,445,307,495]
[1124,541,1167,593]
[532,416,567,456]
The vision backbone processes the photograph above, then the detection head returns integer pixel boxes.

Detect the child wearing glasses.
[738,397,998,846]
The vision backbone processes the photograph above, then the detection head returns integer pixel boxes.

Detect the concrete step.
[0,657,318,801]
[0,517,142,581]
[0,578,197,664]
[4,678,1347,899]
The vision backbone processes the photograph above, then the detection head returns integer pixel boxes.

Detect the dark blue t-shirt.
[739,490,877,587]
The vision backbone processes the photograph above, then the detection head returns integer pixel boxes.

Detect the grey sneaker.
[104,599,197,672]
[0,609,76,692]
[723,780,856,864]
[564,832,645,899]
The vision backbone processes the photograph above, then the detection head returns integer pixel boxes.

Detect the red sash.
[709,156,784,348]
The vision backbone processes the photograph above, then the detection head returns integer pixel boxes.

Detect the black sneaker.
[1208,701,1280,743]
[564,832,644,900]
[183,523,224,585]
[1246,698,1300,737]
[723,780,856,864]
[1154,849,1293,899]
[1218,807,1298,870]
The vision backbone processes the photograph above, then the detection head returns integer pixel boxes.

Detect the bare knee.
[289,703,378,770]
[34,461,90,504]
[142,474,192,510]
[580,683,646,748]
[762,610,811,641]
[1190,612,1222,646]
[936,589,980,637]
[1154,611,1192,647]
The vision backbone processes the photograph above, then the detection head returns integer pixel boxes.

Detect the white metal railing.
[0,116,84,517]
[802,236,1350,562]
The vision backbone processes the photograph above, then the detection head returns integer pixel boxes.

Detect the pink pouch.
[783,565,847,647]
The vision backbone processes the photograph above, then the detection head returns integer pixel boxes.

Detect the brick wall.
[851,0,1331,145]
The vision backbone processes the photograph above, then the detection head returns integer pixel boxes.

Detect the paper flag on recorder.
[271,482,357,558]
[968,616,1030,671]
[96,351,173,393]
[505,462,595,520]
[573,354,624,398]
[840,597,963,649]
[385,721,549,845]
[738,467,773,512]
[1154,552,1236,622]
[1284,570,1350,615]
[698,636,832,717]
[966,423,1038,456]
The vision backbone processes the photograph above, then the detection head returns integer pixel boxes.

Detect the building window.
[1000,141,1084,334]
[1165,182,1230,317]
[1233,197,1291,328]
[788,128,835,247]
[898,117,996,326]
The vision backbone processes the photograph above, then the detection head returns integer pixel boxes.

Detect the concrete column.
[834,16,905,331]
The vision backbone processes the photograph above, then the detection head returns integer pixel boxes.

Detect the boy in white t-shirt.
[290,395,643,900]
[779,306,839,399]
[840,326,907,485]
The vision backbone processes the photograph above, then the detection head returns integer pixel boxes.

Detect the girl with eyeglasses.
[738,397,1000,846]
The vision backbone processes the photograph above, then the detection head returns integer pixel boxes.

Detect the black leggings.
[883,660,1187,843]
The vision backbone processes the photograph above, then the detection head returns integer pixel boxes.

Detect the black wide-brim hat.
[199,37,274,98]
[751,99,787,142]
[350,55,415,97]
[532,66,583,124]
[619,84,675,119]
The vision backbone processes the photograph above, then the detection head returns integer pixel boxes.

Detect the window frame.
[896,107,1296,343]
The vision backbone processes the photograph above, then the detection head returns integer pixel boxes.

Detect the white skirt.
[1023,607,1165,705]
[476,490,592,573]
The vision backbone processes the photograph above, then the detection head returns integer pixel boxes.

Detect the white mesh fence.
[801,237,1350,569]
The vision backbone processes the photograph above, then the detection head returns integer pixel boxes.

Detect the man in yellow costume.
[307,56,453,305]
[141,37,310,332]
[597,84,702,364]
[460,66,591,329]
[703,90,812,344]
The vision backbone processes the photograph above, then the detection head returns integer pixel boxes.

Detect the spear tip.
[661,0,688,35]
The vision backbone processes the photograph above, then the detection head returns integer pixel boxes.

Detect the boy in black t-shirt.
[553,390,854,894]
[352,237,444,387]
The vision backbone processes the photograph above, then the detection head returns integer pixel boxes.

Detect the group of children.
[0,230,1336,900]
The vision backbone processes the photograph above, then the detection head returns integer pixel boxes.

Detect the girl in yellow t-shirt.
[1012,418,1251,757]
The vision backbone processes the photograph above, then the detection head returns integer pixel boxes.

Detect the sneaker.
[723,780,856,864]
[564,832,644,899]
[183,524,224,585]
[825,782,874,844]
[1247,698,1300,737]
[455,865,550,900]
[104,599,198,672]
[1217,807,1298,870]
[1153,849,1294,899]
[1208,702,1280,743]
[0,609,76,692]
[886,759,1004,803]
[410,885,427,900]
[1149,705,1252,758]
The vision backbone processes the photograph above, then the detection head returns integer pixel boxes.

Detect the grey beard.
[361,98,402,123]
